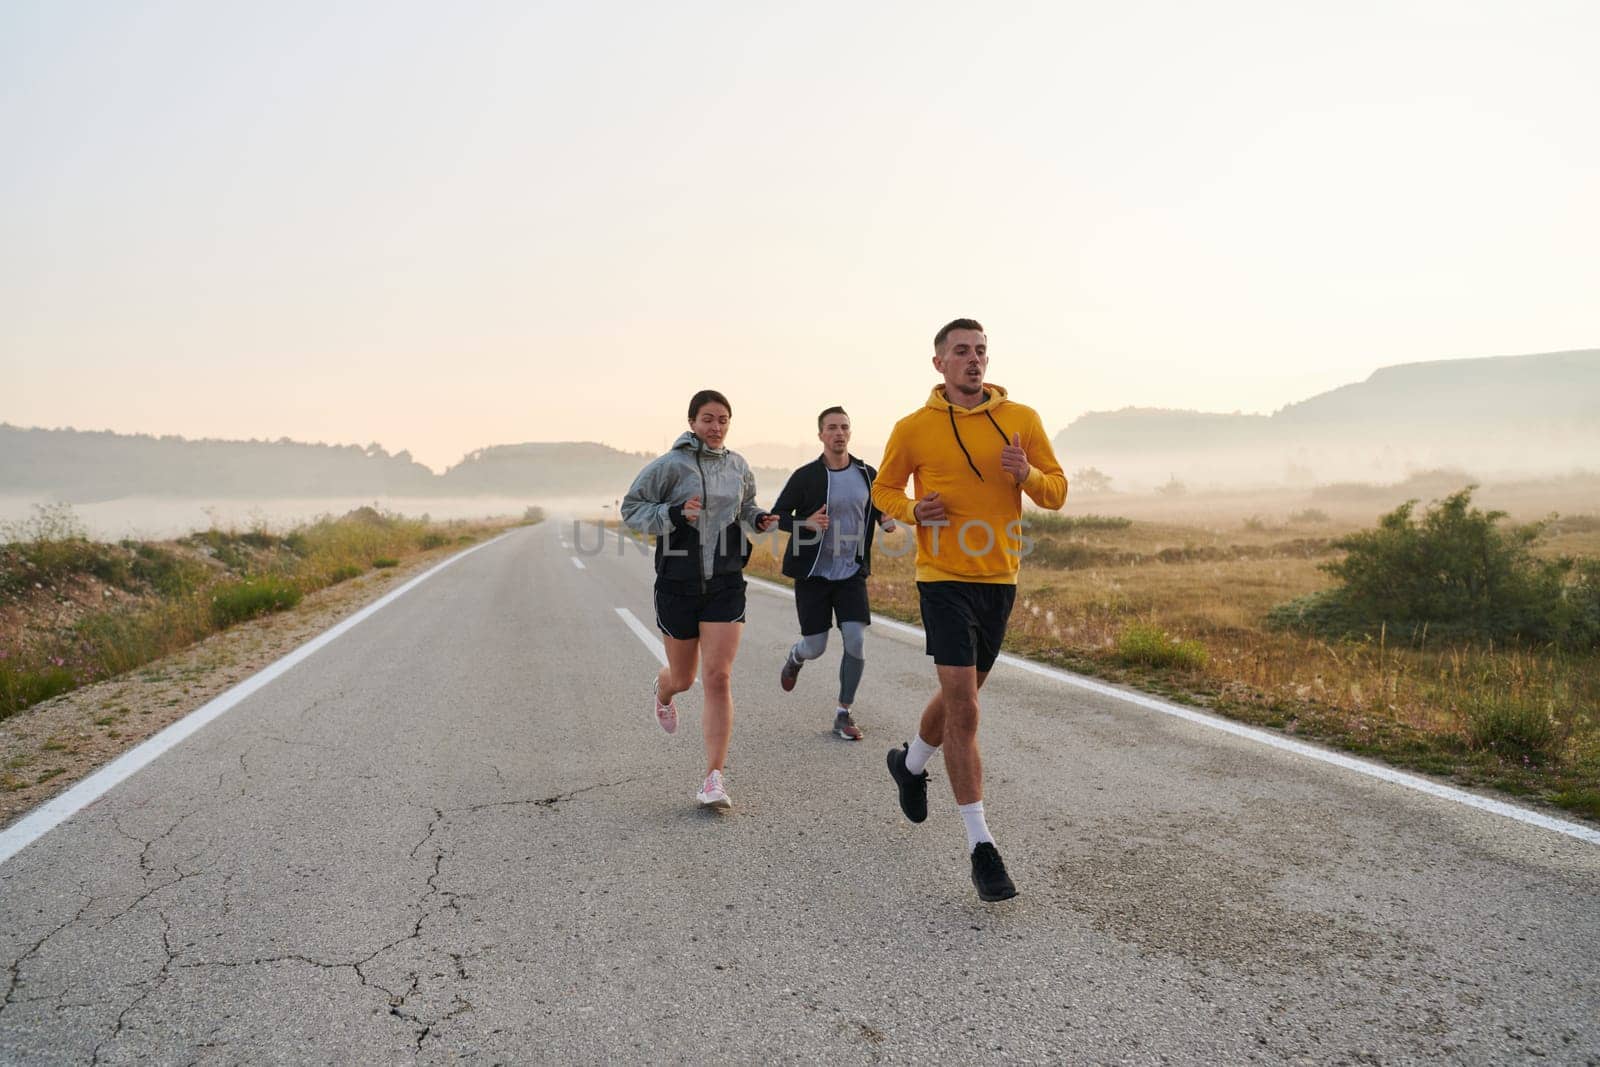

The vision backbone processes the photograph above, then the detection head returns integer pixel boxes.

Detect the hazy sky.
[4,0,1597,471]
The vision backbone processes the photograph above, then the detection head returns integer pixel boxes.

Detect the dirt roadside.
[0,542,478,830]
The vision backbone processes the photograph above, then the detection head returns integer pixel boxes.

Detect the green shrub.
[1116,623,1208,670]
[1289,508,1330,524]
[1156,478,1187,497]
[1022,513,1132,533]
[1562,559,1600,645]
[210,577,301,627]
[0,664,77,719]
[344,505,391,527]
[1272,487,1596,648]
[418,532,450,550]
[1550,788,1600,819]
[328,564,363,583]
[372,557,399,569]
[130,544,206,595]
[6,537,110,587]
[1461,693,1560,764]
[1265,590,1371,636]
[1028,539,1106,569]
[190,530,252,572]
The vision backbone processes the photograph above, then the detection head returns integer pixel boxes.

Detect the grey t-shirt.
[815,466,868,581]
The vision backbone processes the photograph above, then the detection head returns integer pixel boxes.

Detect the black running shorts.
[654,576,747,640]
[794,573,871,636]
[917,580,1017,673]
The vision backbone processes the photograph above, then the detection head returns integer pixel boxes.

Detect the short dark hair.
[817,405,848,432]
[934,318,985,347]
[688,389,732,420]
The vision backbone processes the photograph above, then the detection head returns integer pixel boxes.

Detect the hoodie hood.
[672,429,728,457]
[622,431,763,587]
[923,382,1010,414]
[924,382,1015,484]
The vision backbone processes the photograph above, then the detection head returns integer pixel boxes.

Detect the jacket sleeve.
[870,426,919,525]
[771,468,806,533]
[621,456,686,536]
[737,463,771,532]
[1018,410,1068,510]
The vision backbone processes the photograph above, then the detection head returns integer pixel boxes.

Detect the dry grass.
[2,508,523,720]
[747,501,1600,820]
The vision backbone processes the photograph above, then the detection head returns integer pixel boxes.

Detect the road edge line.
[0,530,519,867]
[744,575,1600,847]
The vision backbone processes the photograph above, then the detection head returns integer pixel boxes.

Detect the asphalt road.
[2,520,1597,1065]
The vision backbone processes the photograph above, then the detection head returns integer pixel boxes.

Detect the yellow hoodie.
[871,383,1067,584]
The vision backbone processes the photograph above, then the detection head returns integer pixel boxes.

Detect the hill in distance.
[1054,348,1600,489]
[0,426,791,504]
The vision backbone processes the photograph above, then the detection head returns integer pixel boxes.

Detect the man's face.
[933,329,988,401]
[690,402,731,449]
[818,413,851,456]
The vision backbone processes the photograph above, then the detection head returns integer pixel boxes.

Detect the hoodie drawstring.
[947,405,1015,481]
[947,406,984,481]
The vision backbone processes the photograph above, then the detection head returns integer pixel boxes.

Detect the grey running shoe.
[885,743,928,823]
[970,842,1018,902]
[833,712,863,741]
[780,653,803,692]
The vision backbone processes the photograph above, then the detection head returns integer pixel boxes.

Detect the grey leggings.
[792,621,867,706]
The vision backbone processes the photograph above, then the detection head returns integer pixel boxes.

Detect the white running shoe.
[696,769,731,810]
[651,678,677,734]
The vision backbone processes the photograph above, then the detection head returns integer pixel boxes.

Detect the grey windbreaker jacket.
[621,431,770,592]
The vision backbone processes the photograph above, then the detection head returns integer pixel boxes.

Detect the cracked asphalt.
[2,520,1597,1065]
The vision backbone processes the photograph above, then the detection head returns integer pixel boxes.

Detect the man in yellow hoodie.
[871,318,1067,902]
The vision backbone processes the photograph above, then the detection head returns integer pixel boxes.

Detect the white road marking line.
[0,530,519,868]
[571,557,586,570]
[615,607,667,666]
[744,576,1600,847]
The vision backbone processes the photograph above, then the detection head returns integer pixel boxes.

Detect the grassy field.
[0,505,534,724]
[745,496,1600,821]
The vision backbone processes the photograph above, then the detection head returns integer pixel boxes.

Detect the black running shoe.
[969,842,1018,902]
[885,743,928,824]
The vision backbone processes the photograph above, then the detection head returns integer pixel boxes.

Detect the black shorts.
[655,577,747,640]
[917,581,1017,673]
[794,573,871,636]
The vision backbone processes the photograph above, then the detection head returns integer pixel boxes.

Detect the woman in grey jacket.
[621,389,778,810]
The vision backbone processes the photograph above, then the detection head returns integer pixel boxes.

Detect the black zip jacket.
[771,454,883,580]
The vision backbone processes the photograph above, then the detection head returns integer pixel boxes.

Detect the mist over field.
[4,347,1597,538]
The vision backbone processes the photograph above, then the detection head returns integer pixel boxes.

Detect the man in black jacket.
[771,407,897,740]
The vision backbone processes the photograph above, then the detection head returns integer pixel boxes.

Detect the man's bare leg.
[911,669,991,783]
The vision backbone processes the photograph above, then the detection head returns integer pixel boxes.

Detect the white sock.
[835,706,850,717]
[905,734,939,775]
[959,801,994,853]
